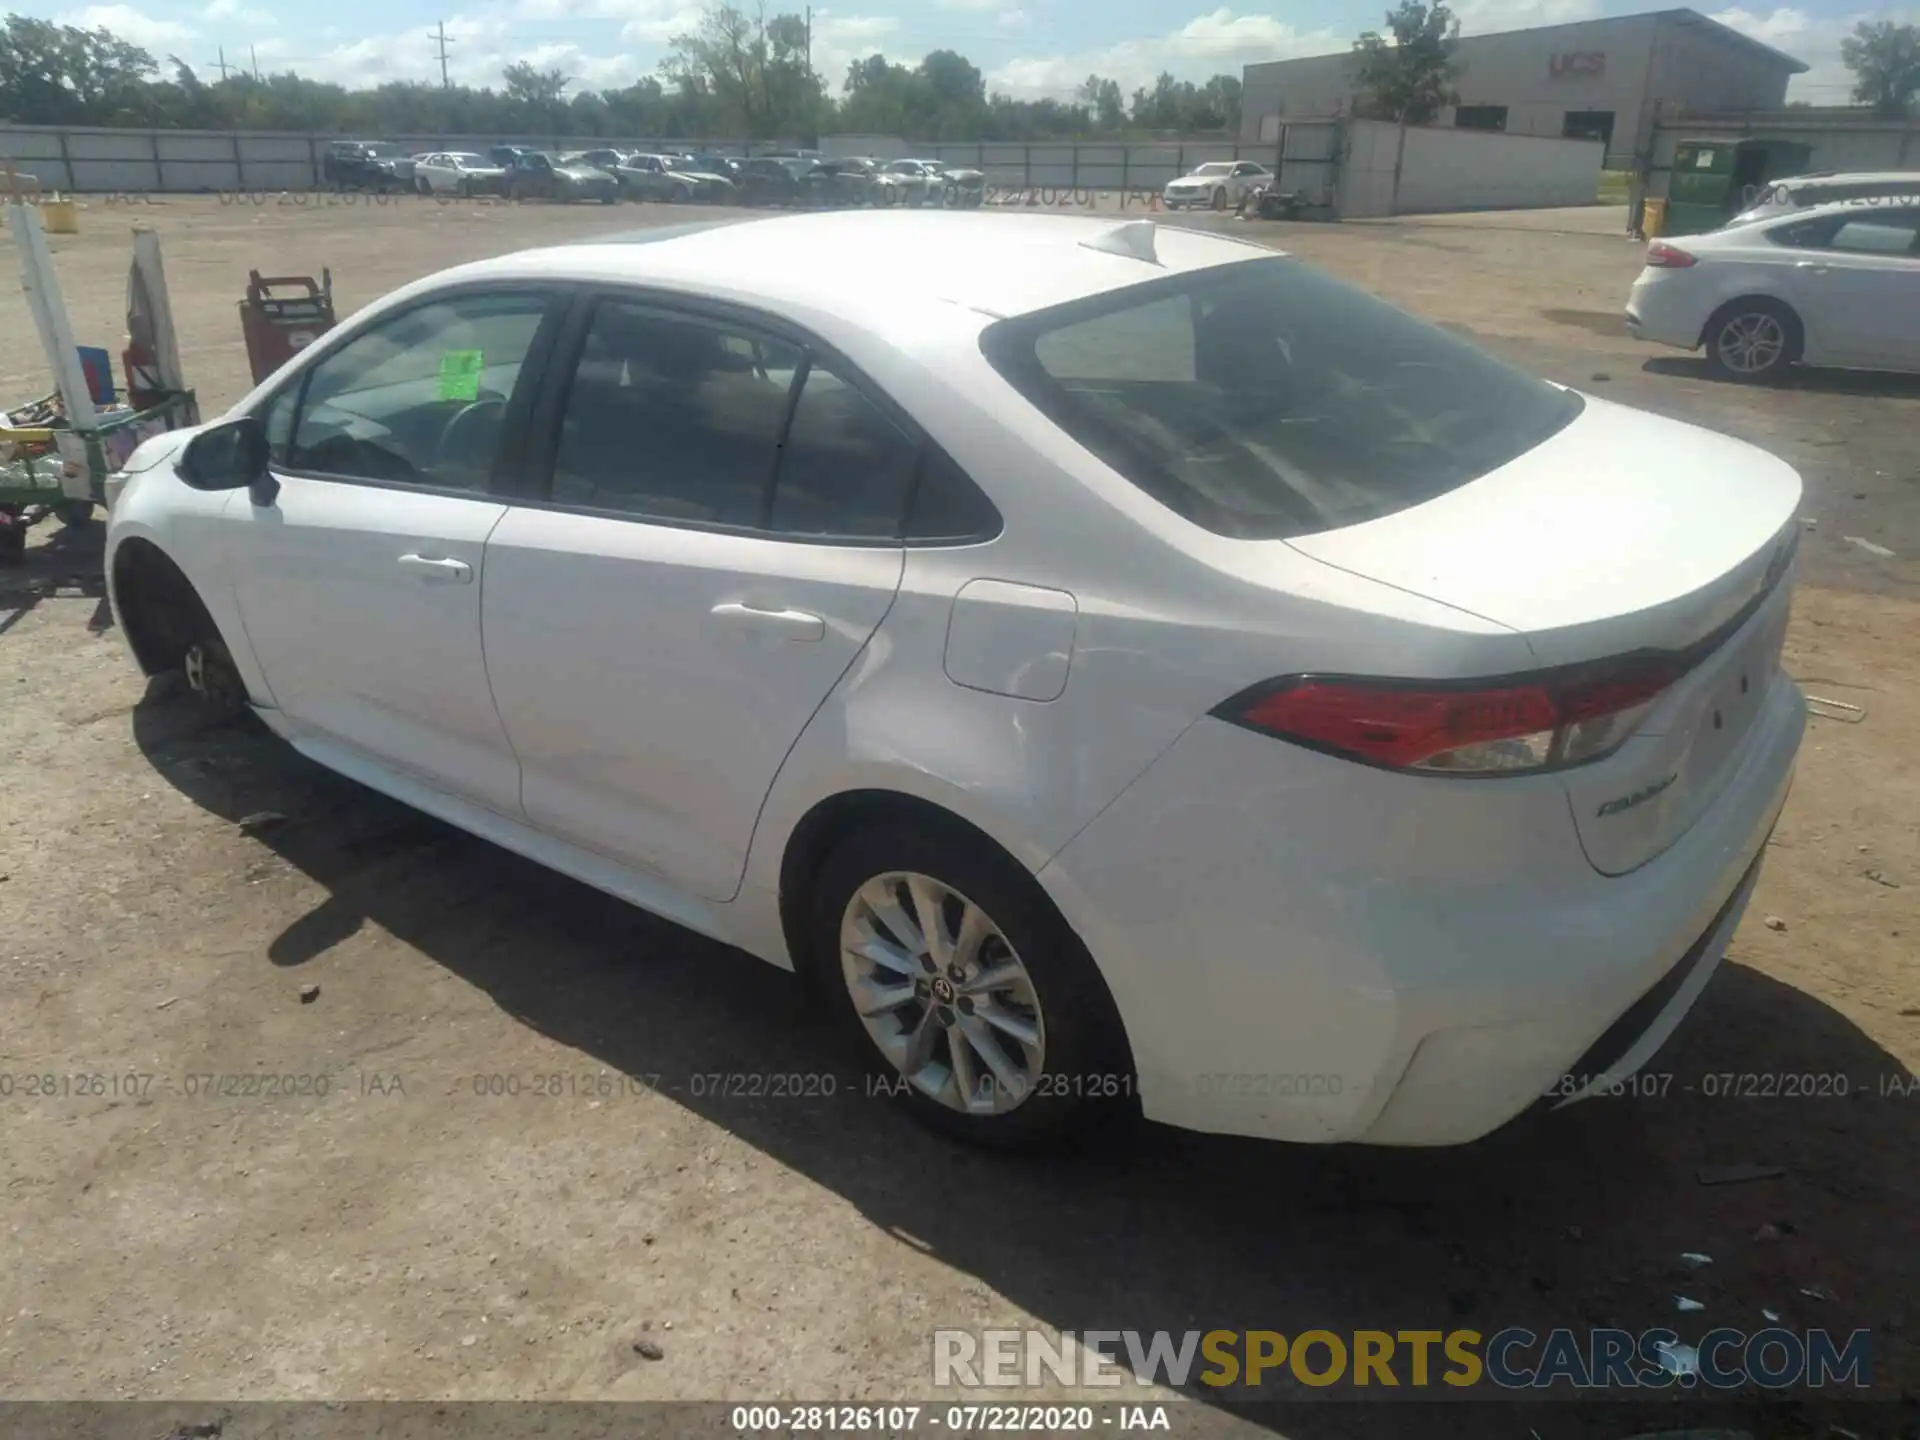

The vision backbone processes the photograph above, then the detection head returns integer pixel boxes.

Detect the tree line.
[0,4,1243,140]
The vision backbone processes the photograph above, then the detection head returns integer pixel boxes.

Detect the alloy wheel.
[1715,311,1786,375]
[840,871,1046,1115]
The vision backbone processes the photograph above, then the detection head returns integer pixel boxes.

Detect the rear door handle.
[398,553,473,584]
[710,601,825,642]
[1793,260,1828,271]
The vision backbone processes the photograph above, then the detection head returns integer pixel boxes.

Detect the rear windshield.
[981,255,1584,539]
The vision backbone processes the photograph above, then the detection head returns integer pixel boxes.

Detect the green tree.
[1351,0,1459,124]
[1078,74,1125,130]
[1840,20,1920,117]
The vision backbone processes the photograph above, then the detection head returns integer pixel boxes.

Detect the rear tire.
[1703,297,1800,383]
[1211,186,1227,211]
[802,819,1136,1150]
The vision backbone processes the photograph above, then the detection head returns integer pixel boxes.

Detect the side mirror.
[179,416,272,499]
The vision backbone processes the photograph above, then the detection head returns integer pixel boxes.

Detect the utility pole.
[250,45,260,80]
[805,6,812,79]
[431,22,454,89]
[211,46,232,80]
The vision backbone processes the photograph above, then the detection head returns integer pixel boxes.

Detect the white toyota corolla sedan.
[105,211,1806,1150]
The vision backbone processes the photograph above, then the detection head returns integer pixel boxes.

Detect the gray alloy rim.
[840,871,1047,1115]
[1717,312,1785,374]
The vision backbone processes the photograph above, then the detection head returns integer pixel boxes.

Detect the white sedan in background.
[1628,196,1920,380]
[412,152,507,197]
[1163,160,1271,210]
[105,211,1804,1152]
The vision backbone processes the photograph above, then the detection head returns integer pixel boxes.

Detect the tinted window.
[982,256,1584,540]
[1828,210,1920,254]
[906,448,1002,543]
[285,291,548,490]
[551,301,801,526]
[768,362,919,539]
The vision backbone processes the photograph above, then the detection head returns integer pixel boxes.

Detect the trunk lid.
[1288,395,1803,874]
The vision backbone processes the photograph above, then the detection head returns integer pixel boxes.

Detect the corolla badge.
[1596,772,1678,818]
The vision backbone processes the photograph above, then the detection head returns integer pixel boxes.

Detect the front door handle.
[1793,260,1828,271]
[399,553,473,584]
[710,601,825,642]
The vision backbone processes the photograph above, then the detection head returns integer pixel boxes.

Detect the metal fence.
[0,122,1343,205]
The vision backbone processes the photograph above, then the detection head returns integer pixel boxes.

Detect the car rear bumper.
[1036,670,1804,1146]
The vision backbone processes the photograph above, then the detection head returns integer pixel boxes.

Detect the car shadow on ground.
[131,691,1917,1438]
[0,517,109,638]
[1641,356,1920,400]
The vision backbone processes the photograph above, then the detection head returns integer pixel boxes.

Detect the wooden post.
[55,129,74,193]
[7,189,99,427]
[150,130,165,192]
[232,131,247,192]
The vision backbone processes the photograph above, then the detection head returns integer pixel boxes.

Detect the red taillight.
[1645,241,1697,268]
[1218,658,1685,775]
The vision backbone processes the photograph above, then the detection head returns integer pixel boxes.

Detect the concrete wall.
[1337,117,1604,216]
[1242,9,1800,168]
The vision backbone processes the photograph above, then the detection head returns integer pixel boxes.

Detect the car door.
[1789,208,1920,369]
[480,293,920,902]
[224,286,562,815]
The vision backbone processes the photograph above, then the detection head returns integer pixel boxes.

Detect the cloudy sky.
[34,0,1902,105]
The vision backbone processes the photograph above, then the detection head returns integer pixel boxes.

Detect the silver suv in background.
[1725,171,1920,228]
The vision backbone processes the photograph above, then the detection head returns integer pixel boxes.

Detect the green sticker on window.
[439,349,484,401]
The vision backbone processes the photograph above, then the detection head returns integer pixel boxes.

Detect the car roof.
[443,211,1277,322]
[1774,171,1920,189]
[1761,192,1920,223]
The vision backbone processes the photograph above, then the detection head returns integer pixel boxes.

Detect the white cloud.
[57,3,194,48]
[1708,5,1918,102]
[809,12,901,89]
[988,8,1345,99]
[203,0,274,23]
[1450,0,1601,34]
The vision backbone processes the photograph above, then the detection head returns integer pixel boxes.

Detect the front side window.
[983,256,1584,540]
[551,301,801,526]
[283,290,549,491]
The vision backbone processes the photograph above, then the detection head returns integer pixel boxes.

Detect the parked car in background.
[680,152,744,182]
[802,157,879,208]
[932,161,986,207]
[412,152,507,197]
[321,141,417,192]
[1723,171,1920,229]
[1628,197,1920,381]
[1162,160,1271,211]
[734,156,810,207]
[503,151,619,204]
[876,158,948,206]
[106,210,1806,1153]
[663,155,740,201]
[599,153,733,203]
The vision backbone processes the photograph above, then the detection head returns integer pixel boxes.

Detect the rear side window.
[551,301,802,526]
[982,256,1584,539]
[768,362,919,539]
[1828,210,1920,254]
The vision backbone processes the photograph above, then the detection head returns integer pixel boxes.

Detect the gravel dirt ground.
[1,195,1915,1434]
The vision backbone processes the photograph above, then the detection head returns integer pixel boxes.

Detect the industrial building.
[1240,8,1807,165]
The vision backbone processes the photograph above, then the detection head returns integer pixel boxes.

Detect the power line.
[431,21,456,89]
